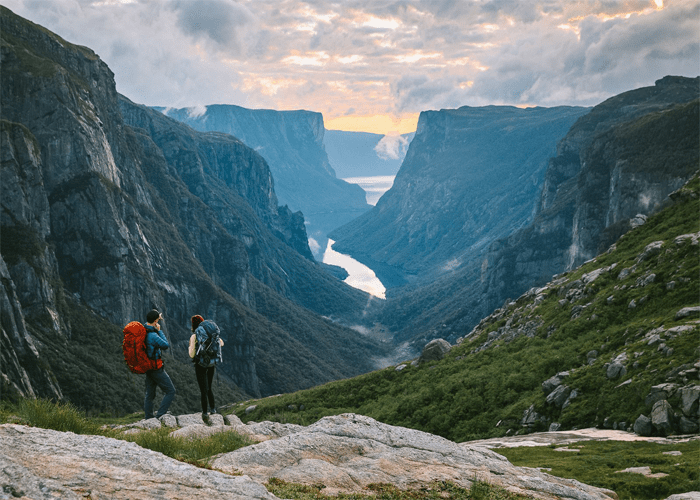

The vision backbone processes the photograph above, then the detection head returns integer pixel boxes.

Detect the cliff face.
[160,105,370,256]
[0,6,382,409]
[483,77,700,309]
[329,105,589,286]
[384,77,699,352]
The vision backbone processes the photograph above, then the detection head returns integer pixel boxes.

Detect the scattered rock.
[679,416,699,434]
[645,383,678,407]
[629,214,647,228]
[680,386,700,416]
[633,414,652,436]
[673,232,700,246]
[675,306,700,320]
[418,338,451,363]
[606,353,628,379]
[664,493,700,500]
[615,466,668,478]
[521,404,548,428]
[546,385,572,408]
[618,267,634,280]
[636,241,664,263]
[651,400,674,436]
[541,371,569,394]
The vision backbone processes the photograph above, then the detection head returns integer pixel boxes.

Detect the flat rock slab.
[212,413,616,500]
[466,427,699,448]
[0,424,279,500]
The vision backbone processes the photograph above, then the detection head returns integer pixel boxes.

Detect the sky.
[3,0,698,134]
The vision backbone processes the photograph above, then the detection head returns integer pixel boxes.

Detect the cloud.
[170,0,255,54]
[374,134,410,161]
[187,104,207,119]
[4,0,698,128]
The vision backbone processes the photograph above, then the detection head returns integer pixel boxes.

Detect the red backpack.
[122,321,162,374]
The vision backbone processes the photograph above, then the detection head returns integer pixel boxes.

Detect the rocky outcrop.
[0,414,620,499]
[0,424,278,500]
[418,338,451,363]
[159,105,370,256]
[212,413,616,499]
[330,105,589,285]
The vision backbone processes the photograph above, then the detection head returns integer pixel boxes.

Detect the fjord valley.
[0,6,385,414]
[1,3,698,449]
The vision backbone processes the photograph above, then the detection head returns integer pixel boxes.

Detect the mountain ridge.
[158,104,371,258]
[0,5,386,412]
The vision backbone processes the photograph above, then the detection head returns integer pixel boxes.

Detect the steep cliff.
[481,77,699,320]
[159,105,370,257]
[329,105,589,287]
[385,77,699,352]
[0,6,384,411]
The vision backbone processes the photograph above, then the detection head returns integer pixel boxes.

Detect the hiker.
[143,309,176,419]
[189,314,224,421]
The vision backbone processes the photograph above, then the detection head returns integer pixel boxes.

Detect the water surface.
[322,239,385,299]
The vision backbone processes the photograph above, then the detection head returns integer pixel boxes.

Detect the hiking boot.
[202,412,210,424]
[210,408,218,415]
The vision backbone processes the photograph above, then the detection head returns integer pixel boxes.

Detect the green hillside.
[236,175,700,442]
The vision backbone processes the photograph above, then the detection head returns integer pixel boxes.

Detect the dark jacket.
[145,324,169,361]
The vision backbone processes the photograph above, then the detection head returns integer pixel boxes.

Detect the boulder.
[177,413,209,427]
[675,306,700,320]
[546,385,572,408]
[645,384,678,408]
[636,241,664,263]
[633,414,653,436]
[171,424,232,440]
[666,491,700,500]
[664,493,700,500]
[678,416,699,434]
[419,339,451,363]
[680,386,700,416]
[211,413,616,499]
[0,424,278,500]
[651,400,675,436]
[542,371,569,394]
[521,404,547,427]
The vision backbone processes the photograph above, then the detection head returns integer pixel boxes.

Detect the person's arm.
[189,334,196,358]
[152,329,170,350]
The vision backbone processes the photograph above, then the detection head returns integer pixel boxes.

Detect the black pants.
[195,364,216,413]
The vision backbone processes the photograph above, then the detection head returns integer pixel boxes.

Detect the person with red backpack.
[143,309,176,419]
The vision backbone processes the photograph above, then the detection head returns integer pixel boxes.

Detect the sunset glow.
[5,0,694,135]
[325,114,420,135]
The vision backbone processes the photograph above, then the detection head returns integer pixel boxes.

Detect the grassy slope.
[234,175,699,443]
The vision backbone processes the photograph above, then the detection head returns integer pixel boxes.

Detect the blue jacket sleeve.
[151,330,170,350]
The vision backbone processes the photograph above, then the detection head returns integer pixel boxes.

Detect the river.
[319,175,395,299]
[322,239,386,299]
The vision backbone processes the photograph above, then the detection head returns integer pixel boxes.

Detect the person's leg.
[144,371,157,419]
[153,368,176,417]
[206,366,216,412]
[195,364,209,413]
